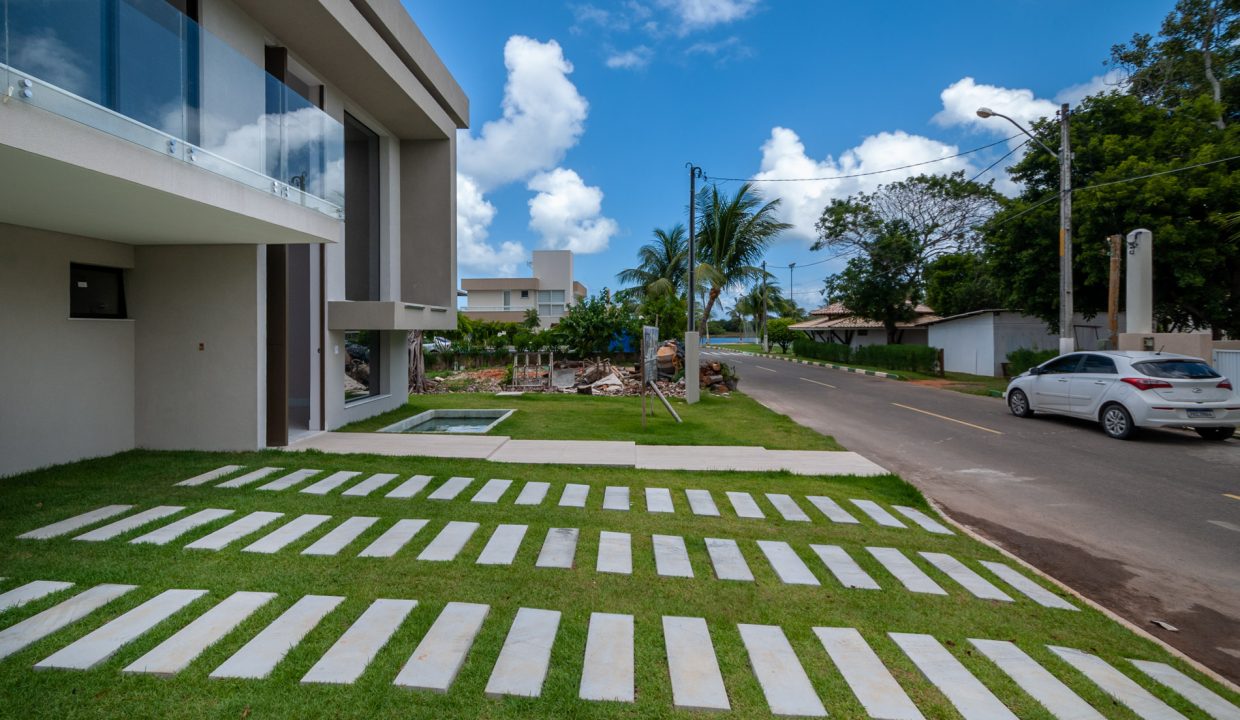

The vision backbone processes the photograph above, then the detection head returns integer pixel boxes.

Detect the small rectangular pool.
[378,409,515,434]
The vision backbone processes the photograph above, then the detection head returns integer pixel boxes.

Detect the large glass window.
[344,114,380,302]
[1079,354,1118,374]
[70,264,127,319]
[538,290,565,317]
[344,330,381,403]
[1040,355,1083,374]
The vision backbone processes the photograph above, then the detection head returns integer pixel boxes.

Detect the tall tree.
[823,223,921,344]
[924,252,1001,317]
[616,225,688,299]
[695,183,791,334]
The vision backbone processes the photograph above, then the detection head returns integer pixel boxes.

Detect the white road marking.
[1208,519,1240,533]
[800,377,837,389]
[754,365,777,373]
[891,403,1003,435]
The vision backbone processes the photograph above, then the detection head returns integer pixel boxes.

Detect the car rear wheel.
[1100,403,1135,440]
[1007,389,1034,418]
[1195,427,1235,441]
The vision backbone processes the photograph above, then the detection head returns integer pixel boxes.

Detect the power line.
[708,134,1022,183]
[969,140,1029,183]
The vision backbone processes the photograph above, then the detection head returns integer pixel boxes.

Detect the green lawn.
[340,390,845,451]
[0,450,1231,718]
[726,344,1010,396]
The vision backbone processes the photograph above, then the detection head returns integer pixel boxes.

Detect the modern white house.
[0,0,467,477]
[926,310,1121,377]
[461,250,588,328]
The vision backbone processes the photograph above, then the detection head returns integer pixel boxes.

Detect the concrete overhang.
[0,103,342,246]
[233,0,466,139]
[329,300,456,332]
[461,278,540,291]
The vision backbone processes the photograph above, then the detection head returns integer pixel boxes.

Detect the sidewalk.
[284,432,889,476]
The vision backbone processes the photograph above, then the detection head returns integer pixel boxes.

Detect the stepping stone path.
[386,475,432,499]
[36,589,206,670]
[124,591,276,676]
[811,544,880,590]
[418,522,479,562]
[867,547,947,595]
[176,465,242,487]
[1049,646,1189,720]
[476,524,528,565]
[428,476,473,501]
[393,602,489,692]
[301,471,361,495]
[258,469,321,491]
[726,491,764,519]
[514,481,550,505]
[645,487,674,513]
[185,511,283,551]
[244,514,332,554]
[536,528,579,569]
[893,505,954,534]
[486,607,560,698]
[652,534,693,578]
[0,581,74,613]
[580,612,634,702]
[358,519,428,558]
[19,505,134,539]
[815,627,923,720]
[603,486,630,511]
[920,552,1012,601]
[210,595,344,679]
[130,509,234,545]
[342,473,400,497]
[664,616,729,711]
[1130,659,1240,720]
[979,561,1077,610]
[74,506,184,542]
[559,483,589,507]
[757,540,819,585]
[739,623,826,716]
[705,538,754,582]
[807,495,859,524]
[970,639,1105,720]
[302,598,416,685]
[892,632,1018,720]
[302,517,378,556]
[217,467,281,488]
[470,479,512,503]
[686,489,720,516]
[851,499,907,528]
[596,531,632,575]
[0,584,137,660]
[766,493,810,522]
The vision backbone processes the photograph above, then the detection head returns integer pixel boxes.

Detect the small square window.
[520,290,529,299]
[70,263,127,319]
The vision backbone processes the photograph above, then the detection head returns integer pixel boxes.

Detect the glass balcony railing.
[1,0,344,218]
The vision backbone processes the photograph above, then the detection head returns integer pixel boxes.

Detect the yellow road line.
[891,402,1004,435]
[1224,493,1240,502]
[754,365,777,373]
[800,377,837,389]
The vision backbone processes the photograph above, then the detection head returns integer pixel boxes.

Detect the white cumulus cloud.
[456,175,526,275]
[605,46,654,69]
[658,0,760,32]
[527,168,619,254]
[934,76,1059,141]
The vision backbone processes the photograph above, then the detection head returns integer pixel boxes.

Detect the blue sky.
[405,0,1170,312]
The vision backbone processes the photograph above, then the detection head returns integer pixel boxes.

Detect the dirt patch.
[909,379,957,388]
[950,508,1240,684]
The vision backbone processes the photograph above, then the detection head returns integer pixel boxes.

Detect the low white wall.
[930,314,995,376]
[0,225,136,477]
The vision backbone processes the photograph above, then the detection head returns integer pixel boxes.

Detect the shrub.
[792,338,853,363]
[1006,347,1058,376]
[791,338,937,373]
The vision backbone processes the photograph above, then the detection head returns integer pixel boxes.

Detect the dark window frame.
[1079,354,1118,374]
[70,263,128,319]
[1040,354,1083,374]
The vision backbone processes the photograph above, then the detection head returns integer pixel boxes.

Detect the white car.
[1005,351,1237,440]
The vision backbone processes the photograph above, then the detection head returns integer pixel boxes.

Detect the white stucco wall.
[0,225,136,477]
[929,314,995,376]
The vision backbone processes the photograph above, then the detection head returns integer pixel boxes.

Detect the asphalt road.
[704,348,1240,682]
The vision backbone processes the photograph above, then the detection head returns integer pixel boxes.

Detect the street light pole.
[761,260,769,352]
[788,262,796,314]
[686,163,703,333]
[976,105,1074,353]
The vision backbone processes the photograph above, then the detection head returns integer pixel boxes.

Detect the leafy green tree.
[522,307,540,330]
[767,317,799,353]
[695,183,791,334]
[555,294,640,356]
[924,252,1001,317]
[616,225,688,299]
[637,292,686,339]
[823,224,922,343]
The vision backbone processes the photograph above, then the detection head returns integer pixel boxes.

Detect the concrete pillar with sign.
[685,331,700,404]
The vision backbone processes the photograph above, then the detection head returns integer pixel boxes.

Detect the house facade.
[461,250,588,328]
[0,0,467,477]
[790,303,940,348]
[926,310,1123,377]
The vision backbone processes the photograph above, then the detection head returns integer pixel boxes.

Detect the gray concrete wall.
[0,225,136,477]
[130,245,265,451]
[400,137,457,313]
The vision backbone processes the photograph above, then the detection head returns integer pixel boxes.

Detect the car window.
[1040,355,1082,374]
[1079,354,1118,374]
[1133,359,1220,379]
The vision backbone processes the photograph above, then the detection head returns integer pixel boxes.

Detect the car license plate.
[1186,409,1214,419]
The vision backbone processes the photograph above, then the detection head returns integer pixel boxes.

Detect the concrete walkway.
[283,433,888,477]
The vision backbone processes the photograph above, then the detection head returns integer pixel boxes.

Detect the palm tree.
[695,183,791,335]
[616,225,688,299]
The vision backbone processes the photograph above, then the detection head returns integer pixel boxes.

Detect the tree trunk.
[408,330,426,395]
[1203,1,1225,130]
[700,287,720,339]
[885,320,898,344]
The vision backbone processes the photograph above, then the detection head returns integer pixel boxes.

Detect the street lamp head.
[976,107,995,119]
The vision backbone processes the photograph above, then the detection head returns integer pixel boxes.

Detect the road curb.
[709,348,906,381]
[926,496,1240,694]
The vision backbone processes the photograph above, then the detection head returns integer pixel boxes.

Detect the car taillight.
[1220,379,1234,391]
[1121,377,1173,391]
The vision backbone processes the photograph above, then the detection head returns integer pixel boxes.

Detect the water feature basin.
[378,409,515,434]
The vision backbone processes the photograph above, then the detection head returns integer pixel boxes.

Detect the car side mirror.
[1028,366,1044,375]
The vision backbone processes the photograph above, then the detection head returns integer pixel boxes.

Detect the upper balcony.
[0,0,345,245]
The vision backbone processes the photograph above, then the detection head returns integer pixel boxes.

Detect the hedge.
[792,338,938,373]
[1005,347,1058,376]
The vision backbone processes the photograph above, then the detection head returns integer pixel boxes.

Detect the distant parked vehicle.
[1004,351,1237,440]
[422,336,452,353]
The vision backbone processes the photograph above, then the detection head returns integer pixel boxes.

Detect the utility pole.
[686,164,703,333]
[1059,103,1074,354]
[788,262,796,314]
[1107,234,1121,350]
[761,260,769,352]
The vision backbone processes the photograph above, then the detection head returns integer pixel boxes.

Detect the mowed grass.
[0,450,1232,719]
[340,390,845,451]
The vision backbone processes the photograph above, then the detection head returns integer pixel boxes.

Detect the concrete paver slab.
[243,514,332,554]
[130,509,234,546]
[123,591,276,676]
[217,467,281,488]
[428,477,473,501]
[807,495,860,524]
[815,627,923,720]
[979,561,1077,611]
[486,607,560,698]
[36,589,205,670]
[536,528,579,569]
[686,489,720,516]
[358,519,429,558]
[476,524,528,566]
[300,471,361,496]
[386,475,433,499]
[210,595,344,679]
[867,547,947,595]
[811,545,880,590]
[491,440,636,466]
[580,612,634,702]
[892,632,1018,720]
[893,505,954,535]
[186,511,283,551]
[970,639,1105,720]
[603,486,630,511]
[706,538,754,582]
[302,599,417,685]
[766,493,810,522]
[0,584,137,660]
[0,581,75,613]
[393,602,489,692]
[645,487,674,513]
[851,499,907,528]
[664,616,729,711]
[559,483,589,507]
[257,469,321,491]
[418,522,480,562]
[726,492,765,519]
[596,531,632,575]
[757,540,819,585]
[301,517,378,556]
[1049,646,1188,720]
[738,623,827,717]
[471,479,512,504]
[287,432,507,459]
[342,473,400,497]
[1129,659,1240,720]
[514,481,550,505]
[176,465,242,487]
[653,535,693,578]
[74,506,185,542]
[920,552,1012,602]
[20,505,134,540]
